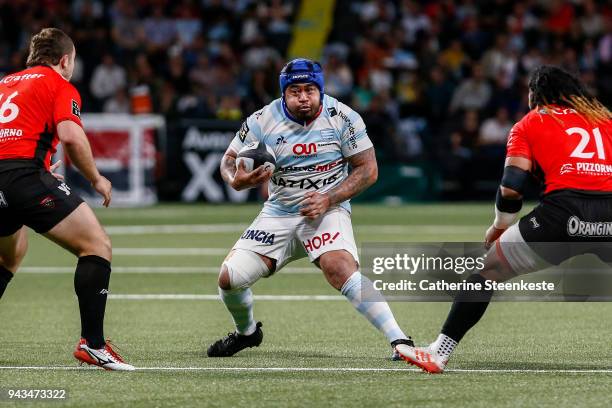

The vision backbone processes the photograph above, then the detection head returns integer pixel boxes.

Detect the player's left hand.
[300,192,331,219]
[49,160,65,181]
[484,224,506,249]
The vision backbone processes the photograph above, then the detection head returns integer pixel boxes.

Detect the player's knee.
[93,231,112,261]
[219,250,271,290]
[79,230,112,261]
[0,235,28,272]
[101,233,112,261]
[0,252,25,273]
[319,252,357,290]
[218,265,231,290]
[15,234,28,264]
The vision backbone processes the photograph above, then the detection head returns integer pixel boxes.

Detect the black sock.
[0,266,14,299]
[441,274,493,342]
[74,255,111,349]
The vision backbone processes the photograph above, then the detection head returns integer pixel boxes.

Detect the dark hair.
[26,28,74,68]
[528,65,610,124]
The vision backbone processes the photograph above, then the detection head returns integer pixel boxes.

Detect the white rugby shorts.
[232,207,359,271]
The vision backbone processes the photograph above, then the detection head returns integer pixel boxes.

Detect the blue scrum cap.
[279,58,324,96]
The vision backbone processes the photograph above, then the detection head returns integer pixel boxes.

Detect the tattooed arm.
[327,147,377,205]
[300,147,378,218]
[220,147,272,191]
[220,149,238,186]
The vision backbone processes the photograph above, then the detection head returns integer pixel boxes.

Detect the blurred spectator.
[521,47,544,74]
[438,40,467,77]
[546,0,575,35]
[2,0,611,198]
[166,53,190,94]
[143,6,177,51]
[240,3,261,46]
[110,1,144,54]
[90,54,127,104]
[599,20,612,64]
[424,65,454,123]
[217,95,243,121]
[461,15,488,60]
[399,0,431,46]
[395,72,420,112]
[362,93,399,160]
[243,69,275,114]
[482,34,509,80]
[456,109,480,149]
[267,0,293,53]
[103,88,131,114]
[358,0,396,23]
[488,72,523,116]
[352,75,375,112]
[324,53,353,101]
[449,64,492,113]
[243,35,281,70]
[580,0,605,39]
[442,130,474,197]
[189,53,214,89]
[173,0,203,47]
[580,39,599,71]
[478,107,512,146]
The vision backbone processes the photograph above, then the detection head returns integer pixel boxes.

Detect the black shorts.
[518,189,612,264]
[0,164,84,236]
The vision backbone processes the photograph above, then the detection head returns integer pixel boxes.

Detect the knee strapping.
[223,250,270,289]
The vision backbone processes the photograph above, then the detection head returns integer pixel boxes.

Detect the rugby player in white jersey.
[207,59,413,359]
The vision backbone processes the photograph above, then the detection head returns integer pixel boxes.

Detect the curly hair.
[528,65,611,125]
[26,28,74,68]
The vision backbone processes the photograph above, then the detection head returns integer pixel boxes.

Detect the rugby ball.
[236,142,276,173]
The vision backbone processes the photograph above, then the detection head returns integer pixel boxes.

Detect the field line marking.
[112,248,227,256]
[20,267,318,274]
[104,224,481,235]
[0,366,610,374]
[106,294,343,301]
[105,224,246,234]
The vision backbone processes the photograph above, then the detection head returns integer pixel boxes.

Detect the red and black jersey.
[506,106,612,194]
[0,65,82,170]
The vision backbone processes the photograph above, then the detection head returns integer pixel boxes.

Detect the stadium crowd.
[1,0,611,194]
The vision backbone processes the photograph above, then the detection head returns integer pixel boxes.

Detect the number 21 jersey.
[506,106,612,194]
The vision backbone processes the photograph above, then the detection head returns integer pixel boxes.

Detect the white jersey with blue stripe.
[229,95,374,216]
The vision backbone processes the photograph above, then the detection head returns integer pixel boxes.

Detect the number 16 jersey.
[0,65,83,170]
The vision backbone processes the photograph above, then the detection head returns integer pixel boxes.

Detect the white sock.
[219,287,256,335]
[431,334,457,360]
[340,271,408,343]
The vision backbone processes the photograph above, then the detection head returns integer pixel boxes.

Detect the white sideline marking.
[112,248,227,256]
[105,224,246,234]
[0,366,610,374]
[107,294,342,301]
[104,224,481,235]
[20,267,317,274]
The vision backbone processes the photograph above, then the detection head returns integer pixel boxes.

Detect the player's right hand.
[49,160,65,181]
[91,175,112,207]
[231,161,272,191]
[484,224,506,249]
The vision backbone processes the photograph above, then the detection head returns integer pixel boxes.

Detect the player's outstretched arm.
[484,156,531,248]
[57,121,112,207]
[300,147,378,219]
[220,148,272,191]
